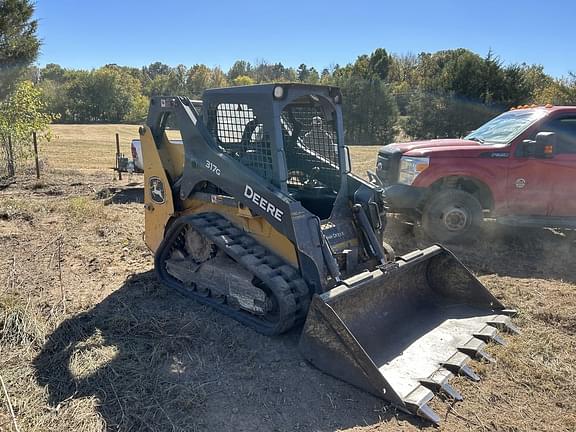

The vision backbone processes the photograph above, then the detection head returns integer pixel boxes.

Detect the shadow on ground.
[96,187,144,204]
[109,187,144,204]
[34,272,416,432]
[386,217,576,283]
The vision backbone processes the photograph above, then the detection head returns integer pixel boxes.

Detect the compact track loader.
[140,84,517,424]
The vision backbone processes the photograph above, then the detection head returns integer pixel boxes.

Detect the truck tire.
[422,189,482,243]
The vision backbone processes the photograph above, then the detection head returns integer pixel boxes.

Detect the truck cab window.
[536,117,576,154]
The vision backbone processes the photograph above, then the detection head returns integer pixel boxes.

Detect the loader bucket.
[299,245,517,424]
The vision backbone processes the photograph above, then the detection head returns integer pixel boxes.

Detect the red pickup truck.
[376,105,576,242]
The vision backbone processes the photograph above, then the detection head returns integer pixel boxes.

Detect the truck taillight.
[131,143,138,159]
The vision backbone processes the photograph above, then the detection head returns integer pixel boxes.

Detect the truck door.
[541,115,576,216]
[506,140,554,216]
[507,114,576,216]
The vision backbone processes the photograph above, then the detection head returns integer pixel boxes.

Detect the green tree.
[297,64,319,83]
[481,50,505,103]
[210,67,228,88]
[0,80,56,175]
[341,77,398,144]
[284,67,298,82]
[250,61,294,83]
[388,53,418,86]
[228,60,252,81]
[403,90,444,139]
[125,93,149,123]
[62,67,143,123]
[144,73,172,97]
[320,68,332,84]
[534,75,576,105]
[404,90,498,139]
[500,64,530,106]
[91,67,143,122]
[186,64,213,97]
[351,55,371,79]
[166,64,189,95]
[142,62,171,81]
[0,0,40,99]
[39,78,69,121]
[232,75,255,86]
[64,70,93,122]
[41,63,67,82]
[399,49,521,138]
[368,48,391,81]
[269,63,290,81]
[518,64,552,99]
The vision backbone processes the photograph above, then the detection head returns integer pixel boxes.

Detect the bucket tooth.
[404,385,440,425]
[416,403,441,425]
[474,328,506,346]
[459,364,481,381]
[487,316,520,335]
[420,368,463,401]
[442,352,481,381]
[459,347,496,364]
[490,333,506,346]
[440,381,463,401]
[458,338,495,363]
[473,325,506,346]
[500,309,518,317]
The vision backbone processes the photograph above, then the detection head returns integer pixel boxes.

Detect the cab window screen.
[207,103,273,181]
[281,97,340,192]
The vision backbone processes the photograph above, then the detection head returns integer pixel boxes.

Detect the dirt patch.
[1,166,575,431]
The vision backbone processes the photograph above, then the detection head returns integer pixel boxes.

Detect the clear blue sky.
[34,0,575,78]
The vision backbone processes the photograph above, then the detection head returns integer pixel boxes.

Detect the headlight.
[398,156,429,185]
[273,85,285,99]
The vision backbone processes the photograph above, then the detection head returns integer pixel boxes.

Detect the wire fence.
[0,136,16,181]
[1,133,41,183]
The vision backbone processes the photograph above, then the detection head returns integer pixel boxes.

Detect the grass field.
[1,124,575,432]
[41,124,141,170]
[41,124,380,174]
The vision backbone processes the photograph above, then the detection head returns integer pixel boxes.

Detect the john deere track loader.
[140,84,517,424]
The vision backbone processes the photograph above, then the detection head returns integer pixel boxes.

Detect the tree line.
[32,50,576,144]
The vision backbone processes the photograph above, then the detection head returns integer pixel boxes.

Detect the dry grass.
[0,296,45,348]
[1,124,575,431]
[41,123,379,173]
[41,124,140,170]
[348,146,382,176]
[40,125,183,171]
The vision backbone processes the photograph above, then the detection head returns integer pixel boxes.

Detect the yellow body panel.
[141,126,175,252]
[158,138,185,179]
[141,127,298,267]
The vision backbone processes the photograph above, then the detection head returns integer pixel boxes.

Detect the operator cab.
[203,85,344,221]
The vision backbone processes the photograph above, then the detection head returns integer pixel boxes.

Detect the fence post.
[116,133,122,180]
[7,135,14,177]
[33,132,40,179]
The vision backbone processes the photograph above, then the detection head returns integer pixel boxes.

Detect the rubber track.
[164,212,310,335]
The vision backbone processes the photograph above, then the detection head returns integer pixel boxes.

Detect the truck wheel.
[422,189,483,243]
